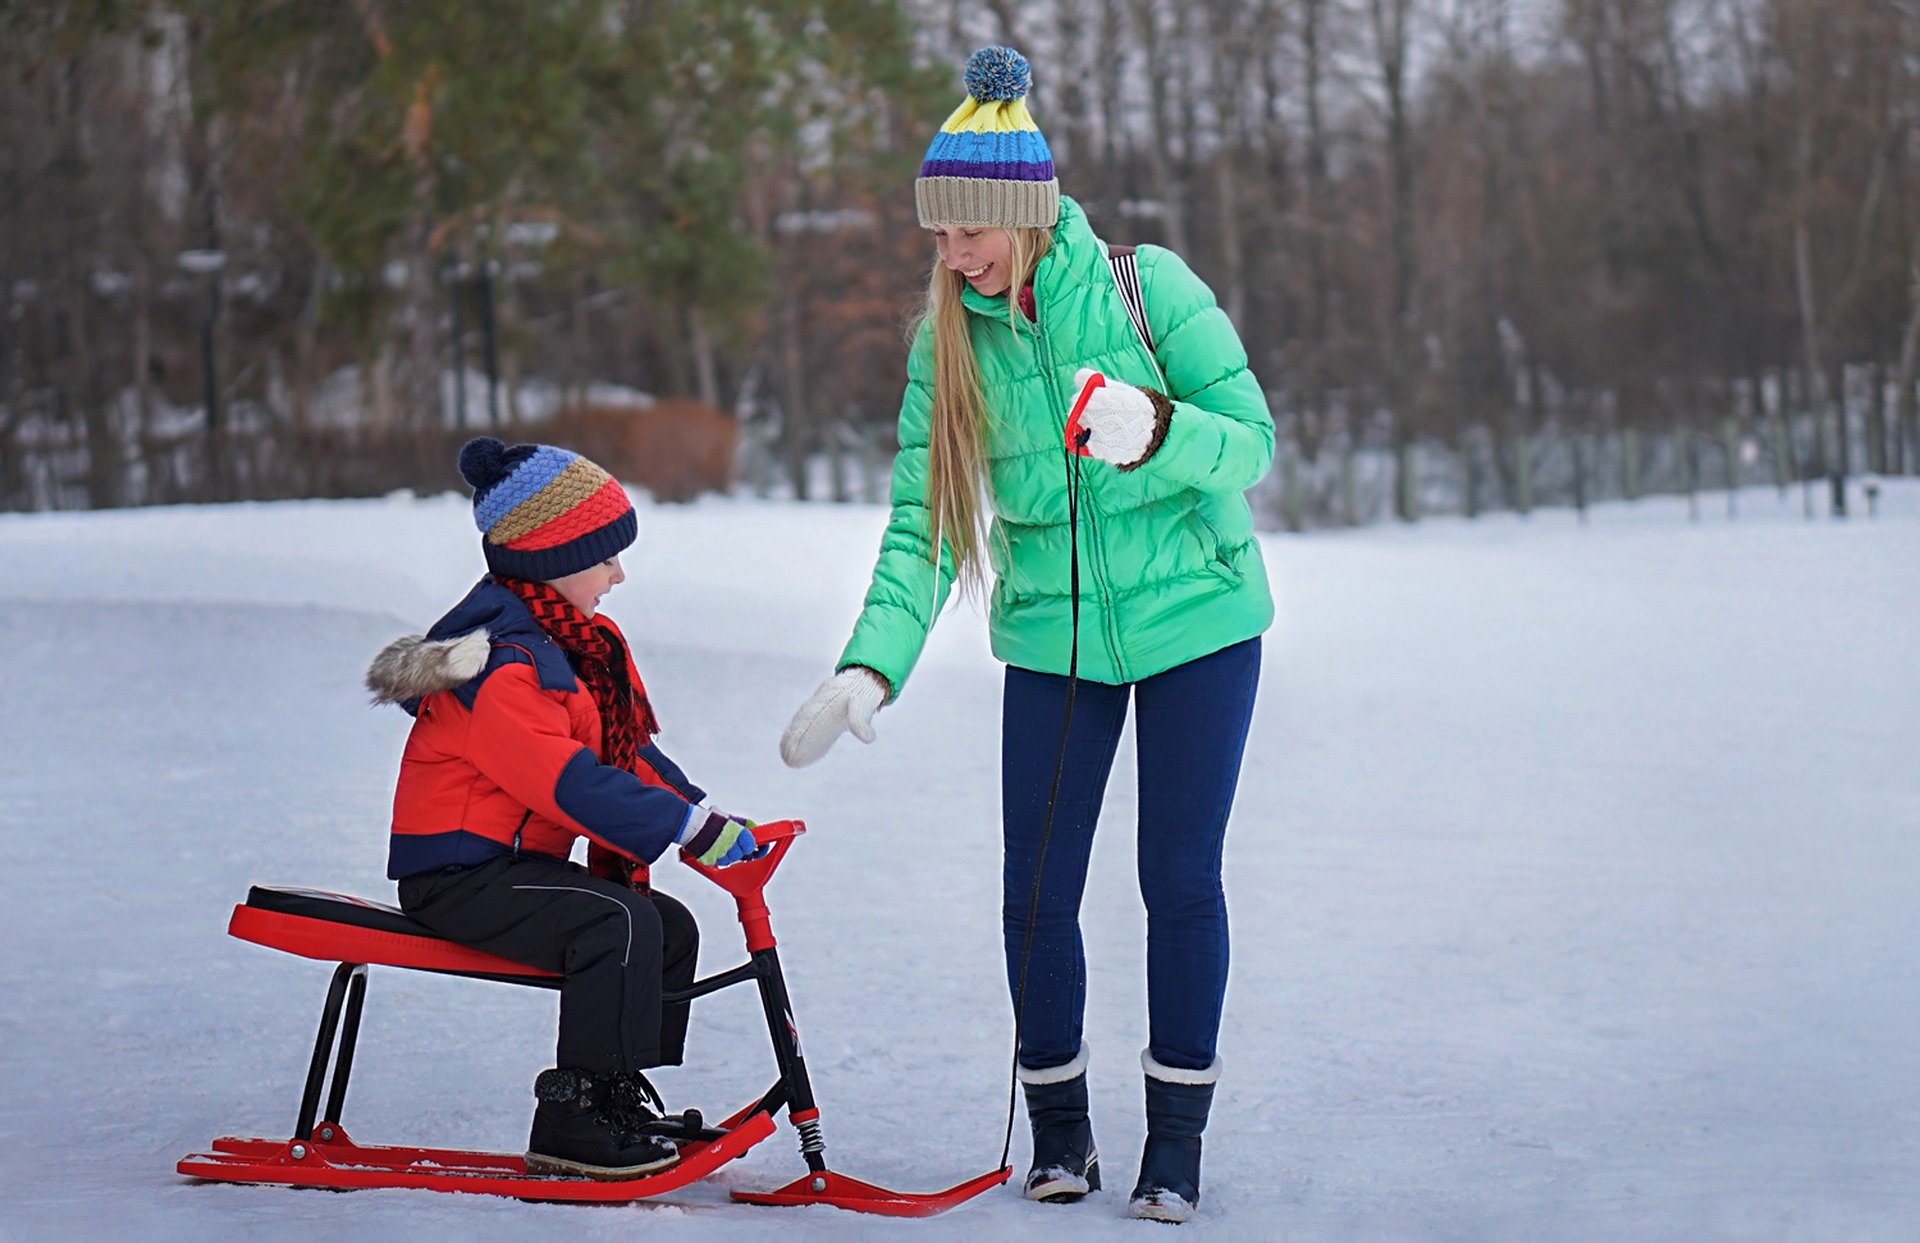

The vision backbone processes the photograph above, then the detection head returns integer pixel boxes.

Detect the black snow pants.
[398,853,699,1075]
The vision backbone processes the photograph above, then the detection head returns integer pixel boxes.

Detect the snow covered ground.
[1,481,1915,1241]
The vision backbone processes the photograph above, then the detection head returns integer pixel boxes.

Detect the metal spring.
[794,1115,826,1156]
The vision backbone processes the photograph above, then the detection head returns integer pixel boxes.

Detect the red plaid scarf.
[497,576,660,773]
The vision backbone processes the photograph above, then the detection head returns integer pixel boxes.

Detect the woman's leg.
[1131,637,1261,1070]
[1001,664,1131,1072]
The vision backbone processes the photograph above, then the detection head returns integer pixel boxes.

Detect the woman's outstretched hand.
[780,667,889,767]
[1071,368,1170,469]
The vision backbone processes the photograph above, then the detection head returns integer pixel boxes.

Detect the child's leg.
[399,855,680,1074]
[649,891,699,1066]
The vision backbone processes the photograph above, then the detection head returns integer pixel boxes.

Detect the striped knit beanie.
[457,436,637,582]
[915,46,1059,230]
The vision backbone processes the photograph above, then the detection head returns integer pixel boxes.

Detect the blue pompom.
[964,45,1031,103]
[458,436,509,490]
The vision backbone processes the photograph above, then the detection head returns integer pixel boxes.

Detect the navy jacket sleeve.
[636,742,707,805]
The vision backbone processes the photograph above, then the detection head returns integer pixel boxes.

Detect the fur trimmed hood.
[365,630,491,705]
[366,578,585,713]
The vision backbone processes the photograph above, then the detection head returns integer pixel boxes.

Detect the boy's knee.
[565,890,662,969]
[651,892,700,955]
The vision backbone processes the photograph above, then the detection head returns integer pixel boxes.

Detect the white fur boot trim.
[1017,1043,1090,1086]
[1141,1049,1221,1086]
[1128,1188,1197,1223]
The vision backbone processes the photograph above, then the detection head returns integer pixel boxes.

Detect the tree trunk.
[404,211,441,454]
[778,281,812,501]
[1371,0,1419,522]
[132,261,156,504]
[1212,153,1245,328]
[1893,244,1920,476]
[1679,406,1699,522]
[1280,426,1303,532]
[1866,359,1886,476]
[1339,420,1359,526]
[1795,194,1843,516]
[1722,411,1742,517]
[689,305,721,410]
[1130,0,1189,254]
[1462,426,1480,519]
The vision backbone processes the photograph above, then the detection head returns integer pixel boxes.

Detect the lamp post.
[177,247,227,499]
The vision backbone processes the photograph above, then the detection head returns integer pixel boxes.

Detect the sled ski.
[178,819,1009,1214]
[177,1115,775,1202]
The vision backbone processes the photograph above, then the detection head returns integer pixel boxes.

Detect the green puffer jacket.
[838,195,1274,693]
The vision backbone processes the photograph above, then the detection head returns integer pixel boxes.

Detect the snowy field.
[1,481,1915,1242]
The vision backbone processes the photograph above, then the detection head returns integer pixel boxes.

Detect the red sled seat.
[230,885,560,986]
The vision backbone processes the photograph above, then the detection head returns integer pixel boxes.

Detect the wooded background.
[5,0,1917,525]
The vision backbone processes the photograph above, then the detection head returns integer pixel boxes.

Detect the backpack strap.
[1106,245,1156,357]
[1106,244,1166,389]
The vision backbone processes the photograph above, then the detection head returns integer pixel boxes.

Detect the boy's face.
[549,555,625,618]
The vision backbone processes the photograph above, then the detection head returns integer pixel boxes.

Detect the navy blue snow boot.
[1127,1053,1219,1224]
[1020,1045,1100,1202]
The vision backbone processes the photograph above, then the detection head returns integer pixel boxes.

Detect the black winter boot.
[1020,1044,1099,1202]
[1126,1052,1219,1224]
[526,1067,679,1180]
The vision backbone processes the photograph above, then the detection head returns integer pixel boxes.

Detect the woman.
[779,47,1272,1225]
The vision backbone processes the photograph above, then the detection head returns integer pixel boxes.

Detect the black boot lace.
[603,1070,668,1141]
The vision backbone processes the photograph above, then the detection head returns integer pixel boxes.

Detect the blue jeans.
[1002,637,1261,1074]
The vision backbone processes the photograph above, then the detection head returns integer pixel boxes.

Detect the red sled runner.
[178,819,1010,1214]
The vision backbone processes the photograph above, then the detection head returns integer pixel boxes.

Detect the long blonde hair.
[919,227,1053,596]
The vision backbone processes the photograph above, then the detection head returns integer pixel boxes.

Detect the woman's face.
[548,555,625,618]
[931,226,1016,297]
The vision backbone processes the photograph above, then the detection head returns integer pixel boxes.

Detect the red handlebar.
[1064,370,1104,454]
[681,818,805,952]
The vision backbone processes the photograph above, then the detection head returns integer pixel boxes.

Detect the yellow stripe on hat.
[938,97,1039,136]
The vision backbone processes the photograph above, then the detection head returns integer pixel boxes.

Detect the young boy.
[365,436,758,1180]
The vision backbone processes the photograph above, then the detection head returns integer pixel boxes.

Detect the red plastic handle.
[1064,370,1105,455]
[681,818,803,891]
[681,818,806,952]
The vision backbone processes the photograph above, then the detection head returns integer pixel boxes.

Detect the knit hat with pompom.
[457,436,637,582]
[916,46,1059,229]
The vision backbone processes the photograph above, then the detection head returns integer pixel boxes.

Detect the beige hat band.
[916,176,1060,230]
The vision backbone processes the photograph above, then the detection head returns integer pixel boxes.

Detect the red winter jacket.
[368,579,704,879]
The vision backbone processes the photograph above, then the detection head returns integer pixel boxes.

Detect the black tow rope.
[999,432,1088,1171]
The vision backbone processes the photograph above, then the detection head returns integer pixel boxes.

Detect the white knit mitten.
[1072,369,1166,468]
[779,667,888,767]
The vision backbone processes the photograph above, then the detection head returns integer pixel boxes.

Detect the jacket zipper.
[1031,317,1125,680]
[511,809,530,856]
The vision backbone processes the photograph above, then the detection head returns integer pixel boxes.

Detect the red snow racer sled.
[178,819,1009,1214]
